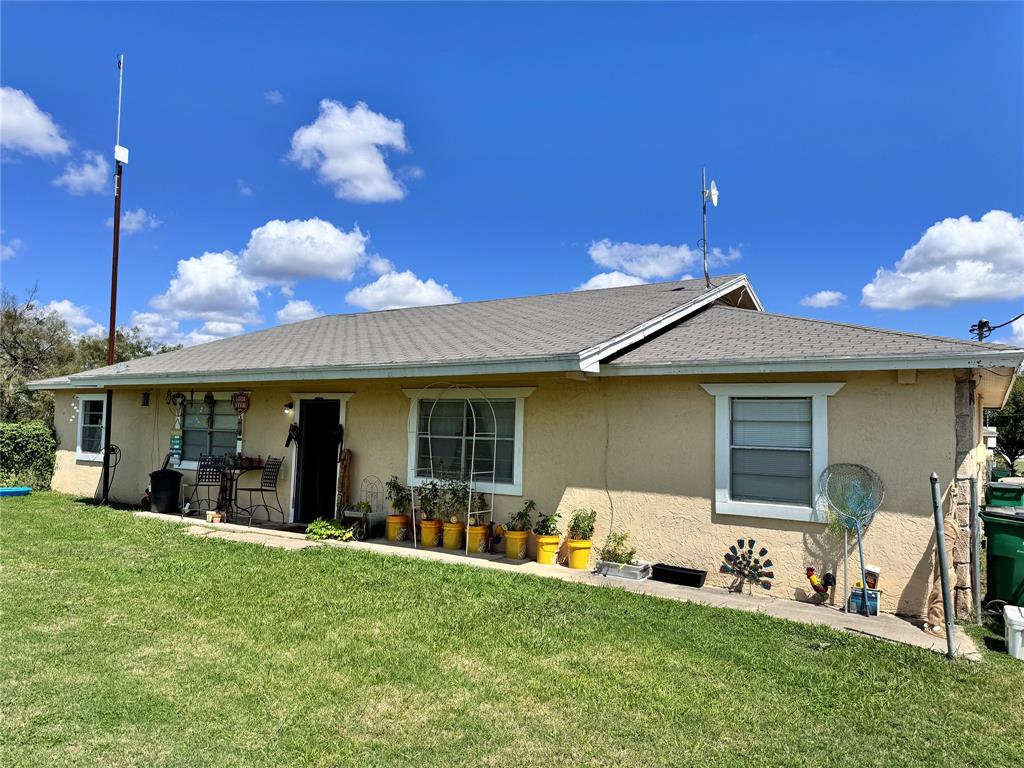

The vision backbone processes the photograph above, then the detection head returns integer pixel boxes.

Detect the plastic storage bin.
[149,469,183,514]
[847,588,880,616]
[986,482,1024,507]
[1005,605,1024,661]
[981,509,1024,608]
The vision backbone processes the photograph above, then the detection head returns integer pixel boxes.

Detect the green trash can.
[981,509,1024,608]
[986,482,1024,507]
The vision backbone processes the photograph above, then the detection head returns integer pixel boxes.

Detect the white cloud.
[587,238,740,280]
[236,178,253,197]
[131,310,248,347]
[264,90,285,105]
[0,86,70,157]
[288,99,410,203]
[107,207,161,235]
[368,254,394,275]
[239,218,369,284]
[346,270,459,311]
[1,233,23,261]
[800,290,846,308]
[1012,318,1024,346]
[862,210,1024,309]
[53,150,109,195]
[574,272,648,291]
[44,299,105,337]
[151,250,260,325]
[276,299,322,324]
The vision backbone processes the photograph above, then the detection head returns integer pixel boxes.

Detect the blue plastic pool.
[0,487,32,497]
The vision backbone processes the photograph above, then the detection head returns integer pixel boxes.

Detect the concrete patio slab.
[137,510,979,660]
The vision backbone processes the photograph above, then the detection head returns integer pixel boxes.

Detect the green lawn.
[3,493,1022,768]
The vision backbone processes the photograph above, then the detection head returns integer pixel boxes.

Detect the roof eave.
[598,350,1024,377]
[27,354,585,391]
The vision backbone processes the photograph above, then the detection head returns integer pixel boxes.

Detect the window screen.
[730,398,812,506]
[415,399,515,484]
[182,400,238,462]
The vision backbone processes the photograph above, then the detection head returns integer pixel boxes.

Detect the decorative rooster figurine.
[806,566,836,599]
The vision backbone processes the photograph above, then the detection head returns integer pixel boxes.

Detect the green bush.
[597,531,636,565]
[0,421,56,489]
[305,518,355,541]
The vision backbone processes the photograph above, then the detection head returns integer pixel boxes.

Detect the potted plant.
[566,508,597,570]
[210,510,224,524]
[532,509,561,565]
[504,499,534,559]
[385,475,411,541]
[441,479,469,550]
[596,531,651,581]
[416,480,442,547]
[466,491,489,553]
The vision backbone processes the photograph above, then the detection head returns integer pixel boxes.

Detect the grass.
[2,493,1022,768]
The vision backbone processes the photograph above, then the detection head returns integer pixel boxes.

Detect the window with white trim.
[76,394,106,462]
[415,399,516,484]
[404,388,533,496]
[702,383,844,522]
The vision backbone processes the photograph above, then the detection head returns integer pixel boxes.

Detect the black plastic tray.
[651,563,707,588]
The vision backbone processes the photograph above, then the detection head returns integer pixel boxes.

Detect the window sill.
[76,453,103,464]
[406,473,522,497]
[715,498,826,523]
[177,461,199,471]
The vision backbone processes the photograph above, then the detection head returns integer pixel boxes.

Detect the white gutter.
[597,350,1024,377]
[577,275,758,372]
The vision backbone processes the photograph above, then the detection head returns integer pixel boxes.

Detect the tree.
[0,288,76,424]
[992,378,1024,475]
[0,288,181,428]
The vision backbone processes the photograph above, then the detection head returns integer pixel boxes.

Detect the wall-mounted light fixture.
[141,392,150,407]
[283,401,294,417]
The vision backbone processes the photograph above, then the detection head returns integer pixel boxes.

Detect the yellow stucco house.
[30,275,1024,618]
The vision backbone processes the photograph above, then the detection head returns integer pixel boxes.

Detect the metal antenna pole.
[102,54,126,505]
[701,166,710,288]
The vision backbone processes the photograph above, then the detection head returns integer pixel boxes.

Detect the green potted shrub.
[305,518,355,542]
[466,491,490,553]
[504,499,534,559]
[596,531,651,581]
[566,508,597,570]
[416,480,442,547]
[532,509,561,565]
[441,479,469,550]
[385,475,411,541]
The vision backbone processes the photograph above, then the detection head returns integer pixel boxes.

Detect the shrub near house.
[0,421,56,488]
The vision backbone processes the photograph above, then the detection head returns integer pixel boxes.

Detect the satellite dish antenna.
[709,180,719,207]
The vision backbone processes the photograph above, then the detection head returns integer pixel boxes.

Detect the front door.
[294,398,342,523]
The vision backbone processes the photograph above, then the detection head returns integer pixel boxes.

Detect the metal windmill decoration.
[721,538,775,593]
[819,464,884,617]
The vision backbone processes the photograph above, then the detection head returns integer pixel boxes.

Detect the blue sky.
[2,2,1022,346]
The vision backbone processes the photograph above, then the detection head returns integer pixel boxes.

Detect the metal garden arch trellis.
[408,382,499,555]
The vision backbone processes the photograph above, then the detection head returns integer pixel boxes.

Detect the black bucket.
[149,469,182,514]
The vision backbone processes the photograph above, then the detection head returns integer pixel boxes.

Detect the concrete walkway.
[137,511,980,660]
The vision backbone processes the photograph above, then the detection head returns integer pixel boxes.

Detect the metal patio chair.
[234,457,285,526]
[185,454,227,515]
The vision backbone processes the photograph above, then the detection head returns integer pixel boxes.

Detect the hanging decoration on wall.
[203,391,216,428]
[230,391,250,414]
[721,538,775,593]
[166,391,187,430]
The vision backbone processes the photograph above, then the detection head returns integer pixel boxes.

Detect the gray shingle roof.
[53,276,740,383]
[610,305,1021,366]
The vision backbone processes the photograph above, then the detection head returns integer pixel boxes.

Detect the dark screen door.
[294,399,342,523]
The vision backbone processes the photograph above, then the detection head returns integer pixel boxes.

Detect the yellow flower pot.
[535,534,560,565]
[442,521,465,550]
[419,518,442,547]
[466,524,488,553]
[386,514,409,542]
[567,539,593,570]
[504,529,529,560]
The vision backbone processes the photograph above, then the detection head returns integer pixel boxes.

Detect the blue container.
[0,487,32,497]
[847,588,880,616]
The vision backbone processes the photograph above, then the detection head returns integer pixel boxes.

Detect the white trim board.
[75,393,106,463]
[701,382,845,523]
[404,386,533,496]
